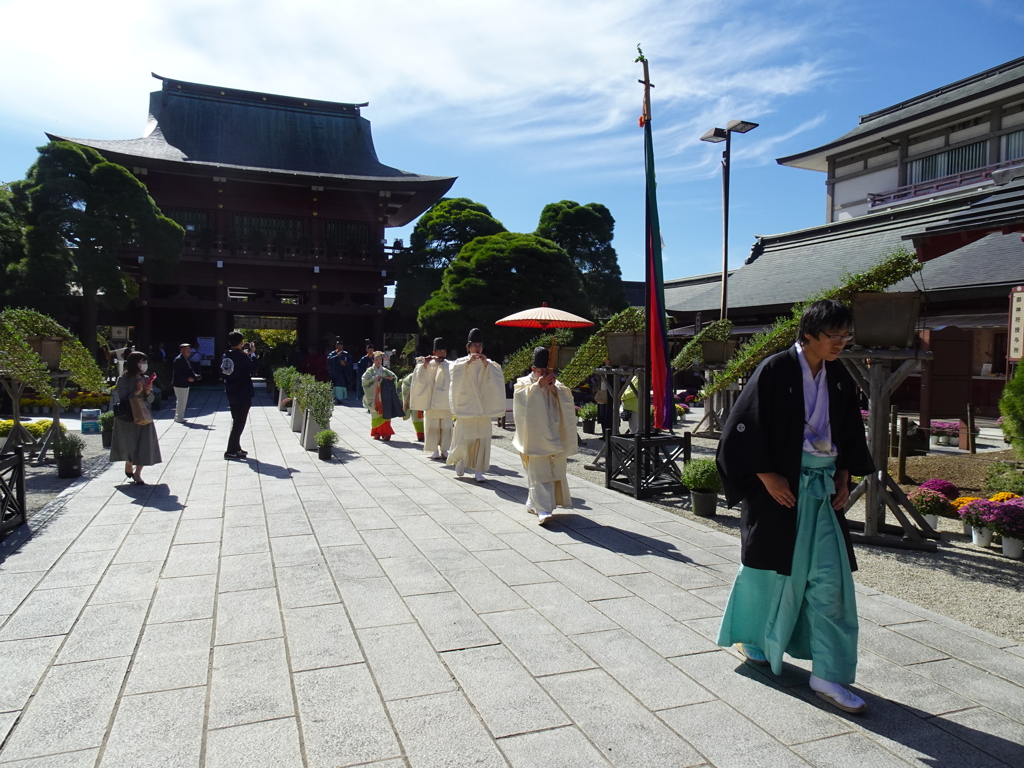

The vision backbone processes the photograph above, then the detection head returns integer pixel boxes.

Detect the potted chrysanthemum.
[958,499,1000,548]
[907,487,948,530]
[987,499,1024,559]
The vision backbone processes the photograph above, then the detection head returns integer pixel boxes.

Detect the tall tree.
[12,142,184,356]
[536,200,627,319]
[0,183,30,312]
[393,197,506,317]
[418,232,587,354]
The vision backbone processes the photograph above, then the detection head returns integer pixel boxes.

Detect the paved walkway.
[1,392,1022,767]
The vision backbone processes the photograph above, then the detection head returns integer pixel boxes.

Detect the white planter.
[1002,536,1024,560]
[963,522,972,537]
[291,404,304,432]
[972,526,994,548]
[937,435,950,446]
[303,413,328,450]
[931,435,941,445]
[278,388,288,411]
[923,514,938,530]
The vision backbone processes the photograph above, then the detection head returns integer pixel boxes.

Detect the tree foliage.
[394,197,507,316]
[999,362,1024,461]
[0,183,29,311]
[536,200,627,319]
[502,328,574,383]
[699,246,924,399]
[418,232,587,354]
[559,306,645,389]
[11,142,184,355]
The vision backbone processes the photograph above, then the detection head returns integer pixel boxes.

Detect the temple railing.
[868,158,1024,207]
[0,447,27,537]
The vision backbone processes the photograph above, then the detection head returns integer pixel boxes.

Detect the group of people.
[360,328,577,526]
[108,299,873,714]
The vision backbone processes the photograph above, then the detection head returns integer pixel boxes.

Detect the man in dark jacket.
[715,300,874,714]
[327,340,355,403]
[221,331,259,459]
[171,343,201,423]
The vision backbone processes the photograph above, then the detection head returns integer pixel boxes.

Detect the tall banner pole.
[637,49,674,432]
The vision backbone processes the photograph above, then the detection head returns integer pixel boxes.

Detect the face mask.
[139,363,149,373]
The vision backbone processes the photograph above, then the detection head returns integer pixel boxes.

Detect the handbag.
[130,395,153,426]
[594,389,609,405]
[114,396,134,422]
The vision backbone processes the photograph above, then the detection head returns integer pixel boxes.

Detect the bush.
[982,461,1024,496]
[273,366,298,396]
[315,429,339,447]
[681,458,722,493]
[908,487,952,518]
[578,402,599,421]
[0,419,70,439]
[999,361,1024,460]
[98,411,116,431]
[53,432,85,458]
[919,478,958,499]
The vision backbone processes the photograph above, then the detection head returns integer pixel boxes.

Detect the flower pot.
[606,332,645,367]
[1002,536,1024,559]
[582,419,596,434]
[301,411,321,450]
[963,522,972,536]
[700,340,738,364]
[318,444,333,461]
[101,430,113,449]
[691,489,718,518]
[923,513,938,530]
[278,389,289,411]
[972,526,994,547]
[937,435,950,446]
[931,435,941,445]
[56,455,81,479]
[851,291,921,348]
[291,403,304,432]
[556,346,577,370]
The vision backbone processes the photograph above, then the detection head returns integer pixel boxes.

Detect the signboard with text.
[1010,286,1024,362]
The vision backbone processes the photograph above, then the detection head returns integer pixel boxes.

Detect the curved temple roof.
[49,74,455,226]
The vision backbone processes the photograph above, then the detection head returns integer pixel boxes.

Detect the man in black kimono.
[716,299,874,714]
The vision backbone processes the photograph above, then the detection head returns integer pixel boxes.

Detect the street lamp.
[700,119,758,321]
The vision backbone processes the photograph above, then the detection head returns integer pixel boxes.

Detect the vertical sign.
[1010,286,1024,362]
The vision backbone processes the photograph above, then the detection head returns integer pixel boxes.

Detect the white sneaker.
[455,461,465,477]
[474,472,485,483]
[809,674,867,713]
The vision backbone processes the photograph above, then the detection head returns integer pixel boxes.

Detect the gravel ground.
[490,424,1024,644]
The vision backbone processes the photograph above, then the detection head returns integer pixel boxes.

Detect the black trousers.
[227,401,251,453]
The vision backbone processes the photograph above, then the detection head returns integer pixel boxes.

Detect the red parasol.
[495,303,593,330]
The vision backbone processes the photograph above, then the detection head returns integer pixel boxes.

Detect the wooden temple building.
[49,74,455,364]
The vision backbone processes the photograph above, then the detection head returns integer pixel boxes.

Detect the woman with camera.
[110,351,162,485]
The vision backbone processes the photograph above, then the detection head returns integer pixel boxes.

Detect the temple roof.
[49,74,456,226]
[778,57,1024,172]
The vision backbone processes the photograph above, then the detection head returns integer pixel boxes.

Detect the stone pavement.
[1,392,1023,768]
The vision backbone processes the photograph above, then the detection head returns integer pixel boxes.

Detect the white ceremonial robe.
[410,357,453,455]
[446,354,506,473]
[512,373,578,513]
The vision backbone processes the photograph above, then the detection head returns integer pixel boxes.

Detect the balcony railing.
[173,235,405,265]
[868,158,1024,208]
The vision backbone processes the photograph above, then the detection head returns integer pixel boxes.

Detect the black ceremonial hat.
[467,328,483,344]
[531,346,550,368]
[433,337,447,351]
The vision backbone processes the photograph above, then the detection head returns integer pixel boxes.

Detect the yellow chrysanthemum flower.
[988,492,1021,503]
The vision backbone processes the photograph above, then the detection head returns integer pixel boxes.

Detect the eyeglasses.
[822,333,854,343]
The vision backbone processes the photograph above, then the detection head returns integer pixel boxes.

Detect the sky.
[2,0,1023,288]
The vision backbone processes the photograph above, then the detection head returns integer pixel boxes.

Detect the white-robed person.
[446,327,506,482]
[409,337,453,460]
[513,347,578,524]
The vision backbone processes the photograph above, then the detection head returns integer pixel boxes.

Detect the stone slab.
[496,726,614,768]
[146,574,217,625]
[99,686,206,767]
[207,638,294,729]
[282,604,362,672]
[204,717,304,768]
[215,587,283,645]
[124,618,213,695]
[481,609,595,677]
[56,599,149,664]
[357,623,457,700]
[387,690,507,768]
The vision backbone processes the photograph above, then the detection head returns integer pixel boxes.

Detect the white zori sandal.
[809,674,867,713]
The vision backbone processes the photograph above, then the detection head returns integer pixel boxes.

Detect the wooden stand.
[689,362,737,438]
[0,377,38,456]
[840,349,939,550]
[34,371,73,464]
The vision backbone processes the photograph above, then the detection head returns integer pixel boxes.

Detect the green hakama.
[717,452,859,683]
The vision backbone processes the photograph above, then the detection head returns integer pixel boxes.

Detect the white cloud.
[0,0,835,175]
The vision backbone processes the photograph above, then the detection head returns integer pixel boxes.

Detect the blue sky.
[2,0,1022,287]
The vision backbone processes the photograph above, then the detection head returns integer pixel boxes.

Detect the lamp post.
[700,119,758,321]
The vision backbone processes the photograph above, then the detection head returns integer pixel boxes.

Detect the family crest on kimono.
[361,351,404,441]
[446,328,506,482]
[512,347,577,525]
[716,299,874,714]
[409,337,453,459]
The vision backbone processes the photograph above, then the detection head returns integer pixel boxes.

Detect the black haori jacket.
[716,346,874,575]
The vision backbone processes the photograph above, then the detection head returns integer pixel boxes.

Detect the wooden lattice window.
[234,214,305,242]
[324,220,371,249]
[164,209,209,233]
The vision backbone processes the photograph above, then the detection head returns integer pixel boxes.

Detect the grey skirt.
[110,419,162,466]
